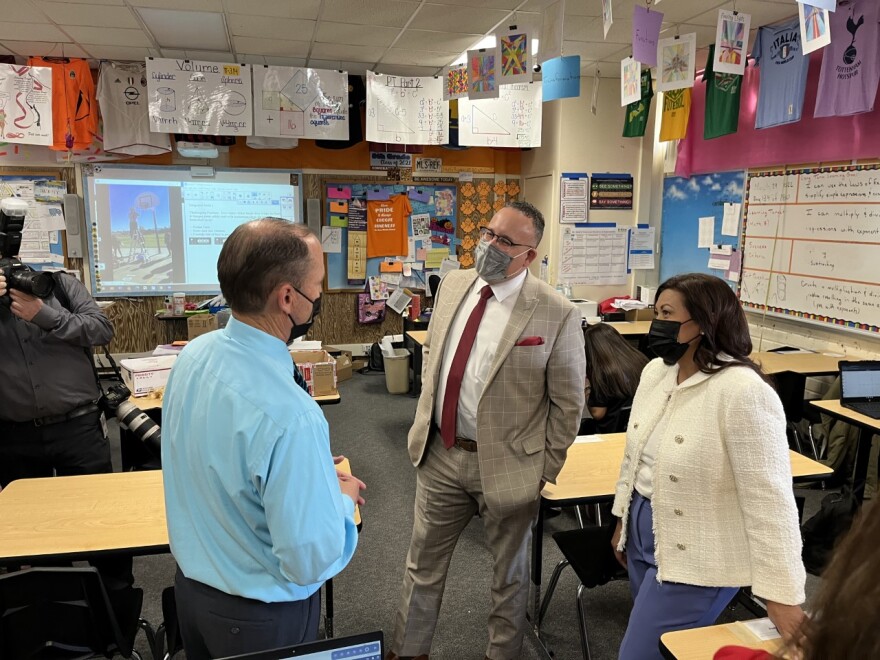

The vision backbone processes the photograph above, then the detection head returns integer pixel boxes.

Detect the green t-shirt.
[703,44,744,140]
[622,68,655,138]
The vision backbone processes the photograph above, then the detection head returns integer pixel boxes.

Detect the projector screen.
[84,165,300,296]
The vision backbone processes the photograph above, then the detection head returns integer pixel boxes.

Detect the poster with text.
[252,66,348,139]
[0,64,53,145]
[656,33,697,92]
[442,64,468,100]
[632,4,664,66]
[146,58,252,135]
[498,27,534,84]
[459,82,542,148]
[713,10,751,75]
[467,49,500,100]
[366,71,448,145]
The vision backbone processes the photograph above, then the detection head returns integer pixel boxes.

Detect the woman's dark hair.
[791,498,880,658]
[656,273,769,382]
[584,323,649,401]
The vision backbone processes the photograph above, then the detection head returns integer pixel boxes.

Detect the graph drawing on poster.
[458,82,542,148]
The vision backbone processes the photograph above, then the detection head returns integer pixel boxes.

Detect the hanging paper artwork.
[498,28,533,84]
[467,49,500,100]
[796,0,835,10]
[365,71,448,145]
[621,57,641,106]
[799,3,831,55]
[656,33,697,92]
[252,66,348,140]
[713,10,751,75]
[442,64,468,100]
[458,82,542,148]
[632,5,664,66]
[591,69,600,115]
[0,64,53,145]
[539,0,565,63]
[542,55,581,102]
[602,0,613,39]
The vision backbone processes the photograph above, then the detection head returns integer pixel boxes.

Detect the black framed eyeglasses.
[479,227,536,250]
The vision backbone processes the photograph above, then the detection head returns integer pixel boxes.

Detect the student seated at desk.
[611,273,806,660]
[583,323,648,435]
[715,497,880,659]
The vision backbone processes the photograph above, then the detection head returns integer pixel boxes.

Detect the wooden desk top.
[605,320,653,336]
[130,389,341,412]
[751,351,842,376]
[542,433,832,503]
[811,399,880,432]
[661,621,783,659]
[407,330,428,346]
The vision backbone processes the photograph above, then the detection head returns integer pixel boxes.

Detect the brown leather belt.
[453,437,477,452]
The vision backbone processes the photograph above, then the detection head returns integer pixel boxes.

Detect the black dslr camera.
[99,381,162,457]
[0,198,56,301]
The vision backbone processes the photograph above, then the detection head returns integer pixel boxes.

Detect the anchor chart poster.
[366,71,448,146]
[0,64,53,145]
[252,66,348,140]
[146,58,253,135]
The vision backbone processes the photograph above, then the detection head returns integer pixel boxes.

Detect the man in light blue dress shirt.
[162,218,365,660]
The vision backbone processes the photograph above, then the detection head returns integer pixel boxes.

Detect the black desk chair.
[428,274,441,299]
[0,567,148,659]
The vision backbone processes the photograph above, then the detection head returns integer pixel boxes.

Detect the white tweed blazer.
[611,358,806,606]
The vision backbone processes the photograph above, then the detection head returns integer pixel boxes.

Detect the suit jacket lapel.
[429,269,478,391]
[480,272,540,396]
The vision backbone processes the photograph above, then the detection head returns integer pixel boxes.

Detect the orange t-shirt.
[367,194,411,258]
[27,57,97,151]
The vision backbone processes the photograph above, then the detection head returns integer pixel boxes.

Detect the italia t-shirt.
[366,193,411,258]
[703,45,744,140]
[622,68,654,138]
[97,62,171,156]
[659,88,691,142]
[814,0,880,118]
[753,17,809,129]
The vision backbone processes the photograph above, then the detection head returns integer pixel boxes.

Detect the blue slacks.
[618,493,739,660]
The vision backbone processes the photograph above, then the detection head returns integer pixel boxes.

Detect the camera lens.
[115,400,161,455]
[9,268,55,298]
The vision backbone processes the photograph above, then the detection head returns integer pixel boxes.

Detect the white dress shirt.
[434,269,528,440]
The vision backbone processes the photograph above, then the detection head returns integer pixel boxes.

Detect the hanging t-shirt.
[27,57,97,151]
[703,45,744,140]
[97,62,171,156]
[366,193,411,258]
[753,18,809,129]
[814,0,880,118]
[659,88,691,142]
[622,68,654,138]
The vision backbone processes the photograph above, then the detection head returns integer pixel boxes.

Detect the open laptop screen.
[840,361,880,401]
[217,631,383,660]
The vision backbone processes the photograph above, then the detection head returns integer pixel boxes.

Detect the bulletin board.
[659,171,745,283]
[740,165,880,334]
[323,182,458,292]
[0,172,67,271]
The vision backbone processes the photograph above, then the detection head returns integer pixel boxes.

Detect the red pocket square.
[515,336,544,346]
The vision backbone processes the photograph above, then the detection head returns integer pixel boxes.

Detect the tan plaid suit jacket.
[408,268,586,512]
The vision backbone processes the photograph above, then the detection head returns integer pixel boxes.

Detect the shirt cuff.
[31,303,61,331]
[342,492,356,521]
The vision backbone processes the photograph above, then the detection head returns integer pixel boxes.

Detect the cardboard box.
[625,307,654,322]
[120,355,177,397]
[291,350,338,396]
[187,314,218,340]
[324,346,353,382]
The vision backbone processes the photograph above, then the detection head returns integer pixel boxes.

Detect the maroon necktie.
[440,285,494,449]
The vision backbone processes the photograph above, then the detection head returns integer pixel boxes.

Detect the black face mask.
[647,318,699,366]
[287,286,322,344]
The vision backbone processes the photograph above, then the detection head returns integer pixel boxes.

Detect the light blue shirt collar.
[225,315,293,377]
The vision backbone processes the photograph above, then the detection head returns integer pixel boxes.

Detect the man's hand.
[0,274,6,298]
[336,456,366,507]
[9,288,44,322]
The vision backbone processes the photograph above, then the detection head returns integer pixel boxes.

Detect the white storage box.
[570,299,599,319]
[120,355,177,397]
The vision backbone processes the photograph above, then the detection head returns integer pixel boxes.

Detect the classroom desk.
[531,434,832,639]
[131,389,341,411]
[605,320,653,336]
[750,351,842,376]
[660,621,783,660]
[405,330,429,397]
[810,399,880,502]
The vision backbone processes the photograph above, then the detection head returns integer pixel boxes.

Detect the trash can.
[384,348,411,394]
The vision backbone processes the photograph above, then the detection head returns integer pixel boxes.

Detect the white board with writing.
[458,82,542,148]
[146,58,252,135]
[741,167,880,332]
[252,66,348,140]
[365,71,447,146]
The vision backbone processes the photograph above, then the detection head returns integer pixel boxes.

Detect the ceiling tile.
[64,26,152,46]
[41,0,123,4]
[381,48,460,68]
[130,0,222,9]
[572,15,633,45]
[5,4,51,22]
[655,0,725,24]
[393,30,483,53]
[228,15,316,41]
[409,4,511,33]
[38,2,140,28]
[430,0,521,8]
[321,0,420,28]
[239,54,308,67]
[372,64,439,77]
[658,24,718,49]
[232,36,311,58]
[314,22,399,47]
[564,15,602,42]
[688,2,798,28]
[160,50,235,61]
[562,40,630,62]
[307,60,370,74]
[1,40,88,58]
[81,45,154,59]
[310,42,386,62]
[0,23,69,42]
[223,0,321,19]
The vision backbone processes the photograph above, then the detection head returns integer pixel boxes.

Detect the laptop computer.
[839,361,880,420]
[217,631,383,660]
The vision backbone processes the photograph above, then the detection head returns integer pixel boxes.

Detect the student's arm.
[587,405,607,420]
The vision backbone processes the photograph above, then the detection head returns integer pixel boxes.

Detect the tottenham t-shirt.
[753,17,810,129]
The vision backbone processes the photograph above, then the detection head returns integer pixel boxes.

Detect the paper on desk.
[574,435,606,444]
[698,217,714,248]
[739,618,781,642]
[722,202,741,236]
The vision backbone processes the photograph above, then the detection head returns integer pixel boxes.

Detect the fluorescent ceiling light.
[452,36,540,67]
[138,8,230,52]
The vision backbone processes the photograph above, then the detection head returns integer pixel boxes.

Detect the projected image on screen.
[85,166,299,296]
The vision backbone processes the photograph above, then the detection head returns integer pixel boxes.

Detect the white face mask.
[474,240,528,283]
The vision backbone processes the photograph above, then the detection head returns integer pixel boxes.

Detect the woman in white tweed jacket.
[611,273,806,660]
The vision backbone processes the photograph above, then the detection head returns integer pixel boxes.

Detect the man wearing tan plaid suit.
[388,202,585,660]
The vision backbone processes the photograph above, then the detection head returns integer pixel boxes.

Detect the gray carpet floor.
[116,370,827,660]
